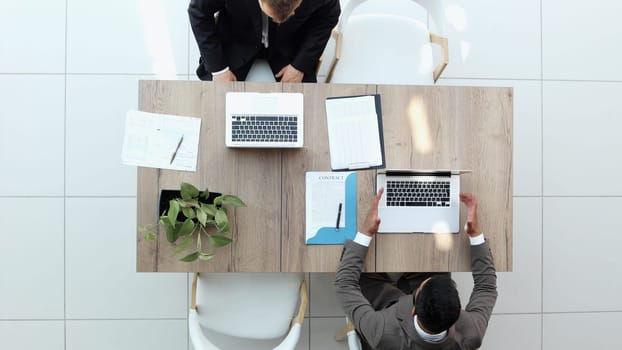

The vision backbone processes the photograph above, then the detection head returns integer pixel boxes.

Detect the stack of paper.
[325,95,385,171]
[122,110,201,171]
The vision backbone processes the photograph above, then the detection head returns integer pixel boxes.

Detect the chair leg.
[335,318,356,342]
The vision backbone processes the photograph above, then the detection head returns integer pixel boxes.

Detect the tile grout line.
[540,0,544,348]
[63,0,69,348]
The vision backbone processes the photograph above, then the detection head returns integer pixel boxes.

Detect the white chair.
[336,317,362,350]
[245,59,277,82]
[325,0,448,84]
[189,272,308,350]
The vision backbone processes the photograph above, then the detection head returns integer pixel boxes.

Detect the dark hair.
[261,0,302,22]
[414,276,461,334]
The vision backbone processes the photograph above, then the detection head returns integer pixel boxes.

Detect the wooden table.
[136,81,512,272]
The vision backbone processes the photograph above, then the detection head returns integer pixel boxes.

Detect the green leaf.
[201,187,210,200]
[197,207,207,225]
[168,200,180,226]
[215,209,228,227]
[181,207,196,219]
[171,221,184,242]
[137,225,145,233]
[201,204,217,217]
[208,234,232,247]
[144,232,157,241]
[181,182,200,200]
[161,219,175,243]
[172,236,194,256]
[220,195,246,207]
[177,218,196,237]
[198,253,215,261]
[214,195,223,206]
[217,221,230,234]
[178,199,200,208]
[180,251,199,262]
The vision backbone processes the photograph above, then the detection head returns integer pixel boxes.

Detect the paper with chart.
[122,110,201,171]
[325,95,385,170]
[305,172,357,245]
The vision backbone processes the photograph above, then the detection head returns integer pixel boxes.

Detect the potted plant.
[140,182,246,262]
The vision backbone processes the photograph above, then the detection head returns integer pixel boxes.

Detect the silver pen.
[170,135,184,164]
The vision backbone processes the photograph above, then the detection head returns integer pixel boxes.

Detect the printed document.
[305,172,357,245]
[325,95,385,170]
[122,110,201,171]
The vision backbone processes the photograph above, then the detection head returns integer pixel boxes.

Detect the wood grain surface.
[136,81,513,272]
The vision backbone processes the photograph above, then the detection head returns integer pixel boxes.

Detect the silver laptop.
[225,92,304,148]
[376,169,469,233]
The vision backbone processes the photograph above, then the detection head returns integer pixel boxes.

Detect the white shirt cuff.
[469,233,485,246]
[353,232,373,247]
[211,66,230,75]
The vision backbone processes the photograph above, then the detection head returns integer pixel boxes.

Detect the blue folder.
[306,172,357,245]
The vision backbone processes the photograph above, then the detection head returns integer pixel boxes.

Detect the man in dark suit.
[335,189,498,350]
[188,0,340,82]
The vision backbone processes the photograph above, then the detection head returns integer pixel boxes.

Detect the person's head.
[413,275,461,334]
[258,0,303,23]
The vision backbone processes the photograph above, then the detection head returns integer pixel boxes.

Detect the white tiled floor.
[0,75,65,196]
[2,0,622,348]
[0,321,65,350]
[542,0,622,81]
[66,0,188,77]
[543,312,622,349]
[0,1,66,73]
[66,320,188,350]
[441,0,541,79]
[0,198,64,319]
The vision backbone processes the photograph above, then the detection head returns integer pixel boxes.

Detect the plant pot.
[158,189,222,217]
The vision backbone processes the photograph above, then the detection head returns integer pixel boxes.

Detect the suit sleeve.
[334,240,386,348]
[462,241,498,348]
[188,0,227,73]
[291,0,340,73]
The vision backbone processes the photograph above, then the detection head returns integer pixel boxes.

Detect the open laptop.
[376,169,469,233]
[225,92,304,148]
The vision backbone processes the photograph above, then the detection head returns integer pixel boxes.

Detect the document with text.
[305,172,357,245]
[122,110,201,171]
[325,95,385,171]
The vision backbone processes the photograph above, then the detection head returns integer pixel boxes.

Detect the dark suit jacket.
[188,0,340,78]
[335,240,498,350]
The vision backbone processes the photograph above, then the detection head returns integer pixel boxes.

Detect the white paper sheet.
[325,95,383,170]
[305,172,348,242]
[122,110,201,171]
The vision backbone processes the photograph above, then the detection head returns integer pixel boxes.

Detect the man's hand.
[212,70,237,82]
[362,188,384,237]
[275,64,304,83]
[460,193,481,237]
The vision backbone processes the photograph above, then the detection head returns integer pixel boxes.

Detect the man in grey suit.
[335,189,497,350]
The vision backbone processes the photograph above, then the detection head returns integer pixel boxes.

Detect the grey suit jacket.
[335,240,497,350]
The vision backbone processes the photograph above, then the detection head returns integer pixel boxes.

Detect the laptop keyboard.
[386,179,451,207]
[231,115,298,143]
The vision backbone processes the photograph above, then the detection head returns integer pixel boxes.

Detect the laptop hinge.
[385,170,452,177]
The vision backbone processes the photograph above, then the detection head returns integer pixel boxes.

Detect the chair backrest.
[327,0,447,85]
[245,59,277,82]
[194,272,304,340]
[338,0,445,34]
